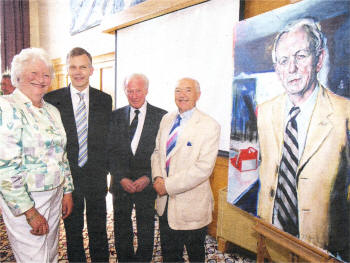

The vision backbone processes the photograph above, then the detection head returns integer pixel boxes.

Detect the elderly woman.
[0,48,74,262]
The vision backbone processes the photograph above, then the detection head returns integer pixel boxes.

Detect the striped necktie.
[129,109,140,141]
[76,93,88,167]
[166,114,182,173]
[273,106,301,236]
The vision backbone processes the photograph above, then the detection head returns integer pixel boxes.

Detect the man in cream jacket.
[152,77,220,262]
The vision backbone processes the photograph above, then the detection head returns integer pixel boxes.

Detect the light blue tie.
[76,93,88,167]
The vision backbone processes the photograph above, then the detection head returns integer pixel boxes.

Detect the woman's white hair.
[11,47,54,87]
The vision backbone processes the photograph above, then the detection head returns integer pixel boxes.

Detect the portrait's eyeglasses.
[276,49,312,67]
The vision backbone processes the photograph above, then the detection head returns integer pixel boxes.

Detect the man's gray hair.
[123,73,149,90]
[272,18,325,64]
[177,77,201,93]
[11,48,54,88]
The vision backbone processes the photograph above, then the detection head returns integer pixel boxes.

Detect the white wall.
[116,0,240,151]
[30,0,239,151]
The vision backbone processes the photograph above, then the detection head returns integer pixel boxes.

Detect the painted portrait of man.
[69,0,147,35]
[229,0,350,260]
[257,17,350,260]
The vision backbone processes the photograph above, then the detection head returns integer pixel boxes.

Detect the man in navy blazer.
[108,73,166,262]
[44,47,111,262]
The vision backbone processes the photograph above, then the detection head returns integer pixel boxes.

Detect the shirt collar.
[130,101,147,115]
[71,85,89,97]
[286,83,319,114]
[178,107,196,121]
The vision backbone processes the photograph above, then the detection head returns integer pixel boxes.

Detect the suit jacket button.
[270,189,275,197]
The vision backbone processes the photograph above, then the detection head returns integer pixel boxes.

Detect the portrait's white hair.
[272,18,325,64]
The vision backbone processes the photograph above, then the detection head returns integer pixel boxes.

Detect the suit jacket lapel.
[62,86,78,140]
[135,104,152,155]
[123,106,133,153]
[86,87,97,147]
[271,95,285,165]
[299,86,333,169]
[160,112,177,159]
[88,87,96,130]
[125,105,131,123]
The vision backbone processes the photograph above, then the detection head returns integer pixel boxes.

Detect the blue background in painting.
[231,78,257,142]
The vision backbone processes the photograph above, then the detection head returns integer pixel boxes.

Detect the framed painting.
[70,0,147,35]
[228,0,350,260]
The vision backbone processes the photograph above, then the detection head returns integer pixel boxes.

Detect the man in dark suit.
[109,73,166,262]
[44,47,111,262]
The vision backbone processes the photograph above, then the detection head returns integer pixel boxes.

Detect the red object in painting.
[230,147,258,172]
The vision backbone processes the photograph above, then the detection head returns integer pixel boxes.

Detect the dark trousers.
[113,190,155,262]
[159,208,207,263]
[64,189,109,262]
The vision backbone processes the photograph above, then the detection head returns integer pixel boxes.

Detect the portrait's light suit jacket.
[257,85,350,251]
[151,108,220,230]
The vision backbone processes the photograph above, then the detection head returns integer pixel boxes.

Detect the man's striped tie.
[166,115,181,173]
[76,93,88,167]
[273,106,300,236]
[129,109,140,141]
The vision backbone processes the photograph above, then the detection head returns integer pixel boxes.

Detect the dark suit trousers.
[64,177,109,262]
[113,189,155,262]
[159,204,207,263]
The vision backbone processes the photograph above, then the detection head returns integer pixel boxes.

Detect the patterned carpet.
[0,193,255,262]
